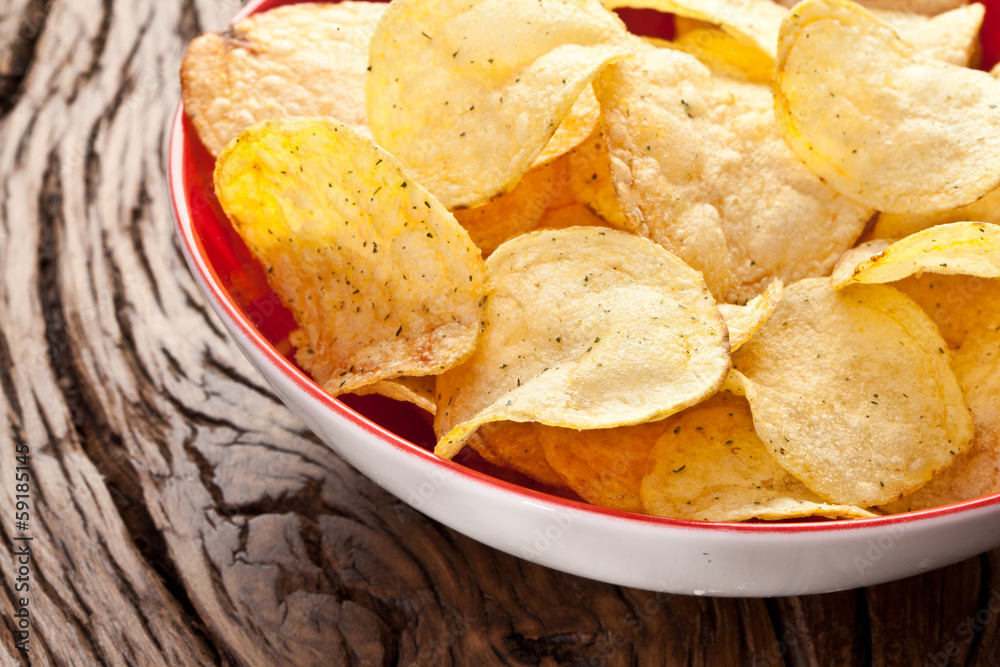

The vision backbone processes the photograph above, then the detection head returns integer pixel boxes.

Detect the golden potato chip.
[830,240,893,286]
[181,2,384,156]
[729,278,973,507]
[595,44,871,303]
[895,275,1000,347]
[535,203,611,231]
[671,25,774,82]
[668,0,979,67]
[469,422,568,487]
[717,280,783,352]
[452,155,571,256]
[534,87,603,167]
[672,15,715,35]
[870,3,984,66]
[214,117,486,395]
[366,0,631,209]
[603,0,787,58]
[832,222,1000,289]
[773,0,1000,215]
[566,129,629,228]
[353,376,437,414]
[870,188,1000,241]
[538,420,673,512]
[773,0,967,14]
[881,325,1000,512]
[640,394,877,521]
[433,227,730,459]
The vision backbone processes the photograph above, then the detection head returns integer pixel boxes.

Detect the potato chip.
[774,0,967,14]
[832,222,1000,289]
[870,188,1000,241]
[214,117,486,395]
[667,1,980,67]
[880,325,1000,512]
[433,227,730,459]
[640,394,877,521]
[603,0,787,58]
[566,129,629,228]
[181,2,384,156]
[538,420,673,512]
[353,376,437,414]
[595,44,871,303]
[829,239,893,286]
[773,0,1000,215]
[452,155,571,256]
[366,0,631,209]
[895,275,1000,347]
[870,3,984,66]
[470,422,568,487]
[717,280,783,352]
[535,203,611,231]
[671,25,774,82]
[534,87,603,167]
[729,278,973,507]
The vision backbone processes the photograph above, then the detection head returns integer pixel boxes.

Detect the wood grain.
[1,0,999,665]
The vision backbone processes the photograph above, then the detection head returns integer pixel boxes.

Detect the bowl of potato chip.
[170,0,1000,596]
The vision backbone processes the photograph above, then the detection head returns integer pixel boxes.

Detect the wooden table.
[2,0,1000,664]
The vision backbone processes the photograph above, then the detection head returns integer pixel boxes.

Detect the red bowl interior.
[174,0,1000,526]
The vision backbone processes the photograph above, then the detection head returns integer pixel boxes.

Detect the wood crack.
[506,630,590,664]
[855,587,873,667]
[79,0,115,86]
[181,285,229,340]
[167,391,249,435]
[177,0,203,55]
[965,552,994,665]
[204,348,280,404]
[129,176,164,310]
[0,329,24,423]
[0,0,55,118]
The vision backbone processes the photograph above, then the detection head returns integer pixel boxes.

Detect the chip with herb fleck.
[831,222,1000,289]
[181,2,385,156]
[728,278,972,507]
[640,393,876,521]
[595,43,870,303]
[366,0,632,209]
[214,117,486,396]
[433,226,730,459]
[774,0,1000,214]
[880,324,1000,512]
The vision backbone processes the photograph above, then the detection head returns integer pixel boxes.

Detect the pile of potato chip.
[182,0,1000,521]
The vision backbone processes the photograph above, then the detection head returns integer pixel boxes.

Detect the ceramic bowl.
[169,0,1000,596]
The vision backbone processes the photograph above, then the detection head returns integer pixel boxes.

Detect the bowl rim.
[167,0,1000,540]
